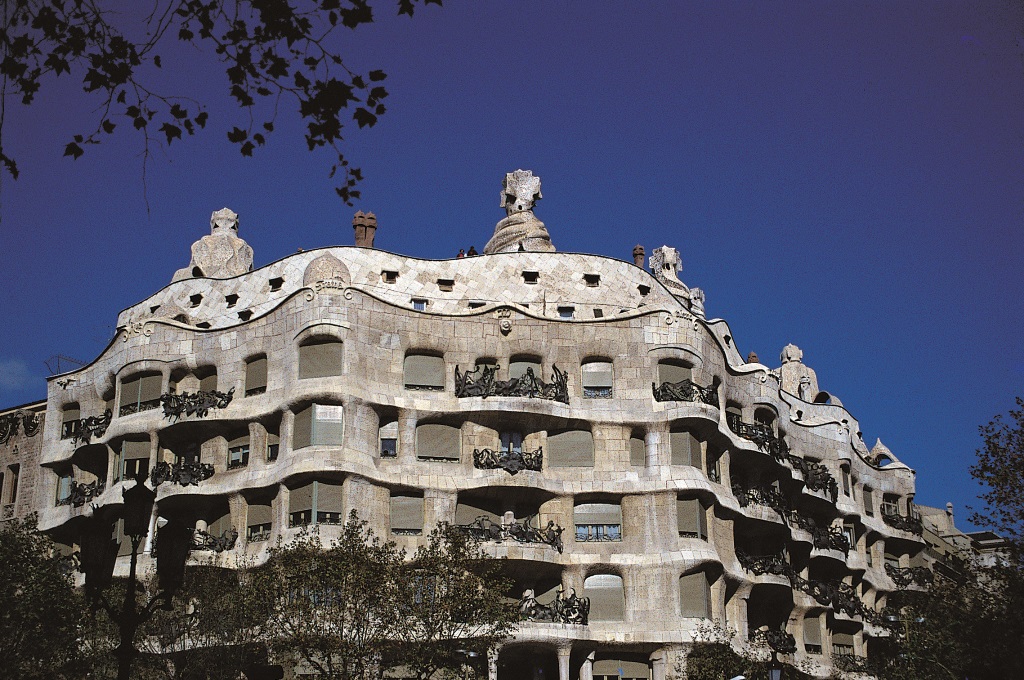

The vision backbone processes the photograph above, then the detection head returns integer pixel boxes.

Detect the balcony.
[119,399,161,418]
[737,550,872,620]
[884,563,933,588]
[193,527,238,552]
[62,410,113,445]
[472,446,542,475]
[454,515,564,553]
[727,412,789,461]
[734,484,850,554]
[519,587,590,625]
[150,461,215,487]
[159,388,235,421]
[651,378,718,407]
[454,364,569,404]
[246,524,272,543]
[881,507,924,535]
[56,479,105,508]
[574,523,622,542]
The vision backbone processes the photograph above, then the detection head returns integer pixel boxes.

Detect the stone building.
[0,171,930,679]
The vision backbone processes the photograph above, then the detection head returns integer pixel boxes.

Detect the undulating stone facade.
[0,171,928,679]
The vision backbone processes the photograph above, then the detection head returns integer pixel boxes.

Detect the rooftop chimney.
[353,211,377,248]
[633,244,645,267]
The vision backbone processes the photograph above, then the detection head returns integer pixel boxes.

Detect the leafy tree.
[0,0,441,203]
[252,513,405,679]
[971,396,1024,552]
[394,524,518,680]
[0,515,88,680]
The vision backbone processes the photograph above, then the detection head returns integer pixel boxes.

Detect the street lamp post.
[79,475,193,680]
[768,650,783,680]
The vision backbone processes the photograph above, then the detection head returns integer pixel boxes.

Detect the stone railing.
[884,563,934,588]
[455,364,569,404]
[472,447,543,475]
[737,550,874,620]
[453,515,564,553]
[519,587,590,625]
[881,508,924,535]
[160,388,235,421]
[57,480,105,508]
[651,378,719,407]
[0,410,40,445]
[727,412,789,461]
[733,484,849,554]
[150,461,215,487]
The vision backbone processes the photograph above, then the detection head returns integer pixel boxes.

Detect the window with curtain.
[390,494,424,535]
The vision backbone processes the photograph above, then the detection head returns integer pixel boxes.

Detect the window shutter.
[804,616,822,646]
[199,373,218,393]
[139,375,162,403]
[208,512,231,536]
[390,495,424,532]
[247,504,272,525]
[292,406,313,449]
[299,340,343,379]
[547,430,594,467]
[677,498,699,536]
[123,440,149,460]
[62,406,80,422]
[119,376,141,407]
[316,481,344,512]
[679,572,711,618]
[630,437,646,466]
[246,357,268,392]
[584,574,624,621]
[403,355,445,389]
[289,483,314,513]
[658,362,691,385]
[312,404,344,446]
[415,424,460,460]
[455,503,501,525]
[574,503,621,526]
[581,361,613,389]
[508,359,541,380]
[864,488,874,515]
[671,430,700,467]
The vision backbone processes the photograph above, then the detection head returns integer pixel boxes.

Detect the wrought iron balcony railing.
[787,455,839,501]
[749,628,797,655]
[575,523,622,542]
[119,398,161,417]
[160,388,235,421]
[733,484,850,554]
[881,507,924,535]
[193,528,238,552]
[0,410,40,445]
[519,587,590,625]
[247,524,272,543]
[57,480,105,508]
[884,562,934,588]
[652,378,719,407]
[473,446,543,475]
[150,461,215,487]
[455,364,569,404]
[64,410,113,444]
[727,412,790,461]
[453,515,564,553]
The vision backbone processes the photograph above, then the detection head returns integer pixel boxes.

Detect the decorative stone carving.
[649,246,690,297]
[303,252,350,287]
[690,287,706,319]
[172,208,255,282]
[867,439,895,467]
[483,170,556,254]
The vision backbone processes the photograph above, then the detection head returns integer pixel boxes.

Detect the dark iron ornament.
[884,562,934,588]
[737,549,883,623]
[750,628,798,655]
[473,446,543,475]
[72,409,113,444]
[58,479,106,507]
[519,587,590,625]
[453,515,564,553]
[0,410,41,446]
[150,461,215,487]
[455,364,569,404]
[651,378,719,407]
[881,507,924,535]
[159,388,235,421]
[732,484,850,554]
[193,528,238,552]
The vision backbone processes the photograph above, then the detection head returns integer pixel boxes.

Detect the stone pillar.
[276,484,290,535]
[650,650,668,680]
[487,646,499,680]
[425,489,457,528]
[279,410,294,459]
[148,433,159,477]
[398,408,418,464]
[646,425,670,467]
[228,492,246,535]
[249,421,268,466]
[580,651,595,680]
[551,646,569,680]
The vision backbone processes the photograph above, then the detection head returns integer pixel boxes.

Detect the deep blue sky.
[1,2,1022,528]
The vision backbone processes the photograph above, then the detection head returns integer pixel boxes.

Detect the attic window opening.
[412,299,427,311]
[189,294,203,307]
[557,306,575,319]
[149,305,161,313]
[195,322,211,329]
[191,266,204,278]
[437,278,455,292]
[593,309,604,318]
[269,277,285,292]
[225,294,239,307]
[382,270,398,284]
[238,310,253,321]
[637,284,650,296]
[583,274,600,287]
[468,301,486,309]
[522,271,539,284]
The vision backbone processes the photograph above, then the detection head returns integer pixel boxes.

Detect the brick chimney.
[633,244,645,267]
[353,211,377,248]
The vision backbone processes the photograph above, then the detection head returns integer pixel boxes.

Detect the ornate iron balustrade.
[734,485,850,554]
[727,412,789,461]
[150,461,215,487]
[881,508,924,535]
[473,446,542,475]
[455,364,569,404]
[738,549,874,619]
[884,563,934,588]
[247,524,272,543]
[787,455,839,501]
[193,528,238,552]
[68,410,113,445]
[0,410,40,446]
[160,388,235,421]
[750,628,797,655]
[57,480,105,508]
[119,398,161,417]
[651,378,719,407]
[454,515,564,553]
[519,587,590,625]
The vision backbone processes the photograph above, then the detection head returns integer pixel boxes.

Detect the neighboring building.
[1,171,933,678]
[917,502,1010,575]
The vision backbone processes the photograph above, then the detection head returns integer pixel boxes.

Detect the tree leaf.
[63,142,84,159]
[160,122,182,144]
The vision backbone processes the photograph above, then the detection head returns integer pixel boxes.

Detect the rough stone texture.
[484,170,556,254]
[3,198,934,679]
[171,208,254,282]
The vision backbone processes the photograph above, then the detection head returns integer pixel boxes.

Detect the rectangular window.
[437,278,455,292]
[404,354,445,391]
[7,465,19,505]
[864,488,874,516]
[225,294,239,307]
[228,443,250,469]
[390,495,424,535]
[804,617,822,654]
[119,440,150,483]
[500,432,523,454]
[842,467,851,496]
[247,502,272,542]
[412,299,427,311]
[583,273,600,287]
[415,424,461,462]
[670,430,701,468]
[574,503,622,542]
[679,572,711,618]
[381,270,398,284]
[293,404,345,449]
[119,374,163,416]
[55,468,73,506]
[522,271,539,284]
[379,421,398,458]
[467,301,486,309]
[629,437,646,466]
[267,443,279,461]
[269,276,284,291]
[581,361,613,398]
[677,498,708,540]
[245,357,268,396]
[557,306,575,319]
[298,340,343,379]
[547,430,595,467]
[60,406,81,440]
